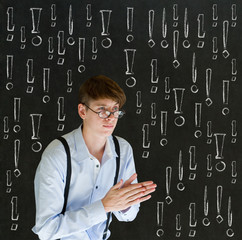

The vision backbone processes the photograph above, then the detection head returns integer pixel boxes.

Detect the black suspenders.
[57,135,120,240]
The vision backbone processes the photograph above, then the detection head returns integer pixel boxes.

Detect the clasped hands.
[102,173,157,213]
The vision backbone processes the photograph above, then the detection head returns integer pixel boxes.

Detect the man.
[32,75,156,240]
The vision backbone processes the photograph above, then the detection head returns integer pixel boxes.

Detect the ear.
[78,103,86,119]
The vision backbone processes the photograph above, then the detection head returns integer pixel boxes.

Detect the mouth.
[103,125,114,128]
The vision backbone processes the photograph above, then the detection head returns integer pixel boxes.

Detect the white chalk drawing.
[231,4,237,27]
[26,59,35,93]
[231,161,237,184]
[173,4,179,27]
[191,53,198,93]
[57,31,66,65]
[13,98,21,133]
[173,30,180,68]
[100,10,112,48]
[148,10,155,48]
[205,68,213,106]
[124,49,137,88]
[86,4,92,27]
[226,196,234,237]
[177,150,185,191]
[222,20,230,58]
[206,154,213,177]
[203,185,210,226]
[156,202,164,237]
[142,124,150,159]
[164,77,170,100]
[6,170,12,193]
[212,36,218,60]
[189,203,197,237]
[20,26,26,49]
[50,4,57,27]
[176,214,182,237]
[189,146,197,180]
[126,7,134,42]
[194,103,202,138]
[6,7,15,41]
[231,58,237,81]
[57,97,66,131]
[3,116,9,139]
[136,91,142,114]
[183,8,190,48]
[161,8,168,48]
[216,185,223,224]
[222,80,230,115]
[67,5,75,45]
[197,14,205,48]
[160,111,168,146]
[150,59,159,93]
[14,139,21,177]
[214,133,226,172]
[6,55,14,90]
[165,166,172,204]
[43,68,50,103]
[30,8,43,47]
[78,38,86,73]
[212,4,218,27]
[151,103,156,126]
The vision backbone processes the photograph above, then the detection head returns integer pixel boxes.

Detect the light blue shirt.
[32,125,139,240]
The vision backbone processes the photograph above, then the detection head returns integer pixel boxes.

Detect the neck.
[82,126,107,162]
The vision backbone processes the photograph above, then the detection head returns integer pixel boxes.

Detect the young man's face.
[79,98,119,138]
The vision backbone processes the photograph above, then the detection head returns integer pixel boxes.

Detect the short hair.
[78,75,126,108]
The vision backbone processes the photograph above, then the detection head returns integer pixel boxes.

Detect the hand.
[101,174,156,213]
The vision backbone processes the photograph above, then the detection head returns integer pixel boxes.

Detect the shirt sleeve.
[32,143,107,240]
[112,138,140,222]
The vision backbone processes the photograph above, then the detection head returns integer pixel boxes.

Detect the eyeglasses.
[83,103,125,119]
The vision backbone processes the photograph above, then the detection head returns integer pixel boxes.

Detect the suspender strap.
[57,136,72,215]
[103,135,120,240]
[57,135,120,240]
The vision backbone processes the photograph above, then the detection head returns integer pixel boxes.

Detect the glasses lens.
[115,111,125,119]
[99,110,110,119]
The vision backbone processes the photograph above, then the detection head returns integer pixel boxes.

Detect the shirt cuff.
[84,200,107,224]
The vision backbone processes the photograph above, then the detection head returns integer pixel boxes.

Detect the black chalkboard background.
[1,0,242,239]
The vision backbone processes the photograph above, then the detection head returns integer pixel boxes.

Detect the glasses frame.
[82,103,125,119]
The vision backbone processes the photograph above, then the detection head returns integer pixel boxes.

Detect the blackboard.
[1,0,242,239]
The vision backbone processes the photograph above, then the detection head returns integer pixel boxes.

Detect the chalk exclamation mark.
[30,114,42,153]
[136,91,142,114]
[57,97,66,131]
[3,116,9,139]
[142,124,150,158]
[14,139,21,177]
[78,38,86,73]
[160,111,168,146]
[13,98,21,133]
[126,7,134,42]
[6,7,15,41]
[6,170,12,193]
[6,55,14,90]
[222,80,230,115]
[194,103,202,138]
[43,68,50,103]
[86,4,92,27]
[100,10,112,48]
[156,202,164,237]
[124,49,136,88]
[214,133,226,172]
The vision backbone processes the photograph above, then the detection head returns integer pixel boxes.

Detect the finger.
[140,181,155,186]
[113,179,123,189]
[144,183,157,190]
[124,173,137,186]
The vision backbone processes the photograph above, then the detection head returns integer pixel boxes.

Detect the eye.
[113,106,119,111]
[98,106,105,111]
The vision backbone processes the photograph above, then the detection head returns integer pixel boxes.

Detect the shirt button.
[96,165,99,168]
[96,186,98,189]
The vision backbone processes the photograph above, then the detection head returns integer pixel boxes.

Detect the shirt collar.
[73,125,118,163]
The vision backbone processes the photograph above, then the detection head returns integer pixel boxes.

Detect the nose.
[105,112,115,120]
